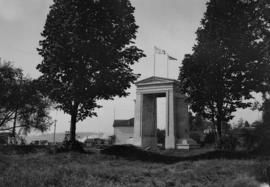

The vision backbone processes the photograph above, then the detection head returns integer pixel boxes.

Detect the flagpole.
[113,107,115,120]
[167,55,169,78]
[153,52,156,77]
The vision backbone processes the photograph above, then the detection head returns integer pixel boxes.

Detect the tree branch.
[0,125,26,131]
[0,111,14,127]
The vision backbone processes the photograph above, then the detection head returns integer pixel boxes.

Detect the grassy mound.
[0,151,269,186]
[101,145,259,164]
[0,145,48,154]
[101,144,179,164]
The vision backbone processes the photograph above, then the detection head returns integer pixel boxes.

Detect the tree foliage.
[262,98,270,123]
[189,113,205,131]
[0,61,22,127]
[0,61,52,136]
[156,128,165,145]
[179,0,270,139]
[37,0,145,145]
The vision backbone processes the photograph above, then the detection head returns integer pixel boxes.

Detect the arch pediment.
[135,76,179,86]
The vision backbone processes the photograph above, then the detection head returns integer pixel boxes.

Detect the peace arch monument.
[131,76,198,149]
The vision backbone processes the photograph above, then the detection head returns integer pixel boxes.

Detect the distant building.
[78,133,114,147]
[30,140,49,146]
[113,118,134,144]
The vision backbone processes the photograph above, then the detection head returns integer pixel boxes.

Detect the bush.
[56,140,85,153]
[253,123,270,154]
[240,128,258,151]
[239,123,270,154]
[157,129,165,144]
[203,131,216,144]
[189,132,202,144]
[218,134,238,151]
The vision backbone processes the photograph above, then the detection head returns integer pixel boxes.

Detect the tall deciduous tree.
[179,0,270,141]
[0,61,52,136]
[0,61,22,130]
[37,0,145,147]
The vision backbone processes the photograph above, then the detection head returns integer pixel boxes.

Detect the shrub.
[189,132,202,145]
[203,131,216,144]
[218,134,238,151]
[239,122,270,154]
[157,129,165,144]
[240,128,258,151]
[253,123,270,154]
[56,140,85,153]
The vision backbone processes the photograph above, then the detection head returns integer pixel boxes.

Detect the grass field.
[0,146,269,187]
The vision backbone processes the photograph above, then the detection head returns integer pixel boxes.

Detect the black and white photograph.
[0,0,270,186]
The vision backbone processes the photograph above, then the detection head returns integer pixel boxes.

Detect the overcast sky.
[0,0,261,135]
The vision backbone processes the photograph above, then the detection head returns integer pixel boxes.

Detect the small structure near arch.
[113,118,134,145]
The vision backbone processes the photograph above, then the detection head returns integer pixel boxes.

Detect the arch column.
[165,89,176,149]
[133,92,143,146]
[174,96,189,140]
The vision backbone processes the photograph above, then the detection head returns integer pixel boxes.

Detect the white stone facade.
[114,126,134,145]
[132,76,195,149]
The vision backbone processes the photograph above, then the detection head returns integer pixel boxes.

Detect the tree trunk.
[216,99,223,142]
[216,113,223,150]
[12,110,17,137]
[69,104,78,147]
[12,75,22,144]
[210,115,219,143]
[216,116,222,140]
[12,109,18,145]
